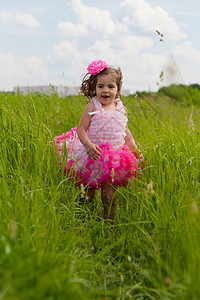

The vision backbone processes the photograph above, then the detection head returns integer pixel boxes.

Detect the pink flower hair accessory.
[87,60,108,75]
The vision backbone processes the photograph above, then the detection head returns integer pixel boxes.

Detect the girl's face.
[95,73,119,107]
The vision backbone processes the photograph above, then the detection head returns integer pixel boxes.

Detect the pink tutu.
[55,127,139,189]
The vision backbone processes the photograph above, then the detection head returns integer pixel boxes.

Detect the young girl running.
[55,60,143,223]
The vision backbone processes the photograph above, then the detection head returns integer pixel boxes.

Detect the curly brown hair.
[80,66,123,100]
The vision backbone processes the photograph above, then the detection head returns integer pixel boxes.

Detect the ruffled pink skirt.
[55,127,139,189]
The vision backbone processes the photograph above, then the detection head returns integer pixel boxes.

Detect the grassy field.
[0,88,200,299]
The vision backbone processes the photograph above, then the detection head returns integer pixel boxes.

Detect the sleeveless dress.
[54,96,139,189]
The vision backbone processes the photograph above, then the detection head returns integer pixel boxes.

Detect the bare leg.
[101,181,117,223]
[79,184,95,203]
[86,187,95,202]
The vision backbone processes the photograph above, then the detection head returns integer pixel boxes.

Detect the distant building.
[14,85,79,97]
[14,85,130,97]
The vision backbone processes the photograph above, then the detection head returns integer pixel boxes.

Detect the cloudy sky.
[1,0,200,92]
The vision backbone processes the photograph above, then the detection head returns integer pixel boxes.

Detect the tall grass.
[0,90,200,299]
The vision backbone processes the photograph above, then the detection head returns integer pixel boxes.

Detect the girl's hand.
[131,148,141,159]
[131,148,145,169]
[84,141,101,160]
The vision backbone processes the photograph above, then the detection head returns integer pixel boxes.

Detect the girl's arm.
[124,128,143,159]
[125,128,145,169]
[77,102,101,160]
[124,128,138,150]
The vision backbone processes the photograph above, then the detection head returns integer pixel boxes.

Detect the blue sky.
[1,0,200,92]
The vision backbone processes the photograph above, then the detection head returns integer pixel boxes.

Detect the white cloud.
[0,52,27,91]
[51,40,79,61]
[48,35,157,91]
[0,11,40,28]
[170,41,200,84]
[54,0,155,65]
[0,11,13,22]
[57,0,115,37]
[15,13,40,28]
[117,35,153,55]
[173,41,200,65]
[0,52,21,77]
[25,56,48,78]
[57,21,88,36]
[119,0,186,39]
[0,52,48,91]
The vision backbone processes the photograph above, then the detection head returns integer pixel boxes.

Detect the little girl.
[55,60,143,223]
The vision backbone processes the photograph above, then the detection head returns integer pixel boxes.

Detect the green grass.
[158,84,200,106]
[0,90,200,299]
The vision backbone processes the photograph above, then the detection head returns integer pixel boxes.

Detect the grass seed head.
[191,201,199,214]
[145,181,155,198]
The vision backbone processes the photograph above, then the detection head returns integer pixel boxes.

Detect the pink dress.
[54,97,139,189]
